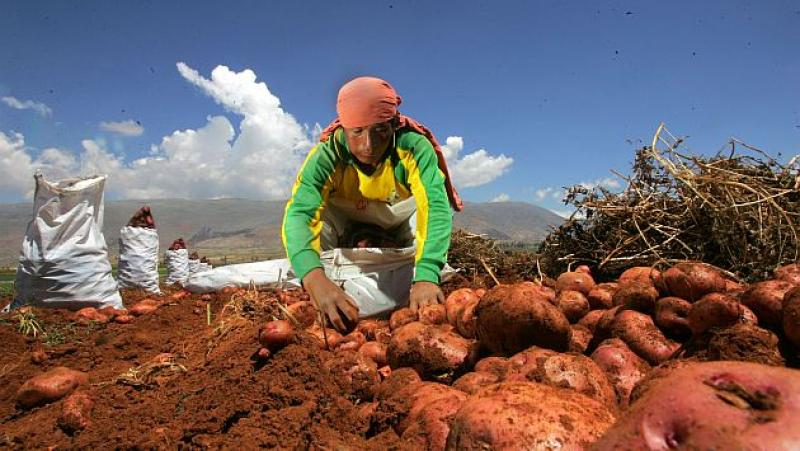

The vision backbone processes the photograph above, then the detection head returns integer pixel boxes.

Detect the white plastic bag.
[184,246,455,318]
[198,262,212,273]
[11,173,123,310]
[117,226,161,294]
[165,249,189,286]
[187,259,200,275]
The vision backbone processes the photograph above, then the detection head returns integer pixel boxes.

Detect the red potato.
[591,361,800,450]
[378,365,392,380]
[687,293,745,335]
[305,324,343,350]
[387,322,479,381]
[58,391,94,433]
[660,262,727,301]
[444,288,479,326]
[504,348,617,408]
[359,341,388,367]
[680,323,784,367]
[507,346,555,374]
[258,320,296,352]
[129,298,160,316]
[127,205,156,229]
[593,306,622,340]
[557,290,590,323]
[376,367,422,400]
[418,304,447,325]
[474,357,509,378]
[619,266,662,288]
[168,238,186,250]
[171,289,191,300]
[389,307,418,330]
[555,271,596,295]
[587,283,618,310]
[445,381,616,450]
[323,351,380,400]
[576,264,592,274]
[775,263,800,285]
[16,367,89,409]
[452,371,501,395]
[516,281,556,305]
[569,324,593,354]
[654,296,692,338]
[356,319,381,340]
[114,314,134,324]
[455,296,480,338]
[611,310,679,365]
[474,288,487,298]
[402,389,468,451]
[336,331,367,353]
[285,301,317,328]
[475,283,571,355]
[577,309,606,333]
[394,383,466,435]
[740,280,795,330]
[590,339,651,408]
[97,306,126,318]
[30,350,48,364]
[612,281,659,312]
[785,287,800,348]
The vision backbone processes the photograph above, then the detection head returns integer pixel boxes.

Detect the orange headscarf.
[320,77,464,212]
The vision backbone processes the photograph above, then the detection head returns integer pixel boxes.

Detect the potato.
[473,357,509,378]
[504,348,617,408]
[16,367,89,409]
[455,296,480,338]
[517,281,556,305]
[359,341,388,367]
[687,293,745,336]
[129,298,161,316]
[507,346,554,373]
[612,281,659,312]
[375,367,421,401]
[784,286,800,348]
[377,381,463,435]
[653,296,692,338]
[740,280,795,330]
[444,288,479,326]
[556,271,596,296]
[285,301,317,328]
[775,263,800,285]
[336,331,367,353]
[30,350,48,364]
[587,283,618,310]
[475,283,571,355]
[577,309,606,333]
[389,307,418,330]
[322,350,380,400]
[660,262,728,301]
[355,319,380,340]
[590,338,651,408]
[681,323,784,367]
[58,391,94,433]
[452,372,500,395]
[114,314,134,324]
[569,324,593,354]
[258,320,296,352]
[619,266,662,288]
[557,290,590,323]
[592,306,622,342]
[445,381,616,450]
[419,304,447,325]
[402,391,467,451]
[591,361,800,450]
[387,322,479,381]
[305,324,343,350]
[74,307,110,324]
[611,310,679,365]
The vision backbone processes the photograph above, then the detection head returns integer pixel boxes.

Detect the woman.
[282,76,462,331]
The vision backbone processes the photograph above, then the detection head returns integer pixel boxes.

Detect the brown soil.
[0,287,409,450]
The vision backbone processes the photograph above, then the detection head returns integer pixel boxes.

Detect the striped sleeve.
[399,134,453,284]
[281,142,337,281]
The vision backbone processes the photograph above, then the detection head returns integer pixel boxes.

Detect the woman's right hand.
[302,268,360,332]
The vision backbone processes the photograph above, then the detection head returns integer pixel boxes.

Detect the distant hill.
[0,199,565,268]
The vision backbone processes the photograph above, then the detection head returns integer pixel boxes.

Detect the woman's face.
[343,119,395,167]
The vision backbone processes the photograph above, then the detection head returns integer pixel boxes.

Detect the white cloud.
[490,193,510,202]
[578,177,621,190]
[550,208,584,220]
[441,136,513,188]
[0,132,76,198]
[100,120,144,136]
[1,96,52,117]
[535,187,555,201]
[533,177,622,204]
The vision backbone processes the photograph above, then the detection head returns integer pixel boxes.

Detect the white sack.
[117,226,161,294]
[11,173,123,310]
[165,248,189,285]
[184,246,455,318]
[198,262,212,273]
[187,258,200,275]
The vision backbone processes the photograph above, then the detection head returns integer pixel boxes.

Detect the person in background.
[282,76,463,331]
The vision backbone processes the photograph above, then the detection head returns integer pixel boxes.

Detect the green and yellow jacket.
[282,128,452,284]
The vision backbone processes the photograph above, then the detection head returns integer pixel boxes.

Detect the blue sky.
[1,0,799,214]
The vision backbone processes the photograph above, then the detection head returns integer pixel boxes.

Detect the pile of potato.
[256,261,800,449]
